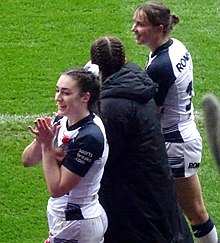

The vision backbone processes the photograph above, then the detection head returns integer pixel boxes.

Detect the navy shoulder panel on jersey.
[62,122,105,177]
[147,42,176,107]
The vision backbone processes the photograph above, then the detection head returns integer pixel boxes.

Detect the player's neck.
[150,36,170,53]
[67,110,90,127]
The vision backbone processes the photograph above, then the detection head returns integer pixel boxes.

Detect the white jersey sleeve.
[146,38,201,142]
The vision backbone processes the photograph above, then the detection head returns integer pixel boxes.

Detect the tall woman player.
[131,2,218,242]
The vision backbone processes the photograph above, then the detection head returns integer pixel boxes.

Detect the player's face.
[55,75,89,119]
[131,10,158,47]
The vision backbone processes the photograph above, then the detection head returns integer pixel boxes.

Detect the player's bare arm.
[34,118,81,197]
[22,139,42,167]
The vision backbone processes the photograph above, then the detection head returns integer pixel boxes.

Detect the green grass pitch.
[0,0,219,242]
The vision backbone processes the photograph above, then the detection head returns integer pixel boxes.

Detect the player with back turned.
[90,35,192,242]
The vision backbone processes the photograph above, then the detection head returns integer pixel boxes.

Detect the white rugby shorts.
[165,138,202,178]
[44,206,108,243]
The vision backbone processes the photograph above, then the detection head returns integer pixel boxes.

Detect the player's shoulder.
[80,121,104,140]
[171,38,186,47]
[170,38,189,55]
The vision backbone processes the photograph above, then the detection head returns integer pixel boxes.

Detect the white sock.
[196,225,218,243]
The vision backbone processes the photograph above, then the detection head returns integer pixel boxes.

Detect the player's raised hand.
[29,118,59,146]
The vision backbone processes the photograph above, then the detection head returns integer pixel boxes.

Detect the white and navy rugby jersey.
[146,38,200,142]
[47,113,109,220]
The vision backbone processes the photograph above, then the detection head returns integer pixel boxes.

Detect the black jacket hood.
[100,62,157,103]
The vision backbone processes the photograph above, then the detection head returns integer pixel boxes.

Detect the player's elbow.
[49,188,66,198]
[21,154,31,167]
[22,161,31,167]
[21,154,38,167]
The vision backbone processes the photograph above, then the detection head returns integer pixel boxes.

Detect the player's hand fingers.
[35,118,49,131]
[28,126,38,136]
[44,117,52,127]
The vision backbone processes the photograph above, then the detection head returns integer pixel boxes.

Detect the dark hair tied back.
[136,1,180,35]
[63,67,100,113]
[90,36,126,81]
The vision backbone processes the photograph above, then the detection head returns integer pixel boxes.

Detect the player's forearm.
[41,144,62,197]
[22,139,42,167]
